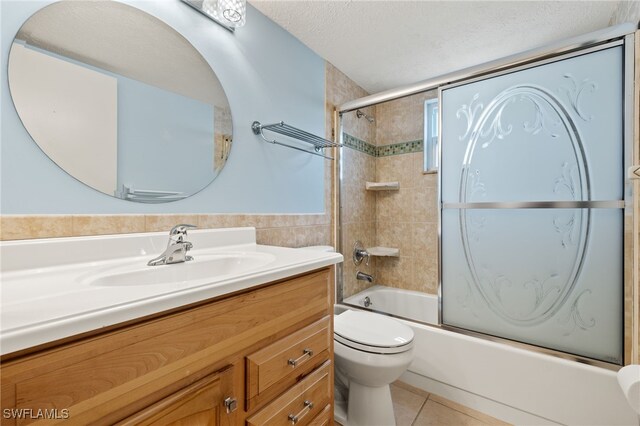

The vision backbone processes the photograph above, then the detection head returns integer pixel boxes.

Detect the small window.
[423,98,438,173]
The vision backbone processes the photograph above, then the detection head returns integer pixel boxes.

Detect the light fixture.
[180,0,246,32]
[217,0,246,28]
[201,0,218,17]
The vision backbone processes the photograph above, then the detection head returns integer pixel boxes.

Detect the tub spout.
[356,271,374,283]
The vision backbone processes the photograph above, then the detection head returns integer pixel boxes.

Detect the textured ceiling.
[250,0,622,94]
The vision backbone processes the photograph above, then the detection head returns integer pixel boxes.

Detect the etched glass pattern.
[440,46,624,363]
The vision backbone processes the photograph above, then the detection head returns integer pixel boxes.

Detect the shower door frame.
[334,23,638,370]
[436,38,633,369]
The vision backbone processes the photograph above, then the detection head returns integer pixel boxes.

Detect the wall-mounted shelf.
[252,121,341,160]
[367,247,399,257]
[365,181,400,191]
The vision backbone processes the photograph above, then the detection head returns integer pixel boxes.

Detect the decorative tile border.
[343,133,423,157]
[377,139,423,156]
[343,133,377,156]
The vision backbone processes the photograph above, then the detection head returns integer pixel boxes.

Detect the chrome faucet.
[147,224,197,266]
[356,271,374,283]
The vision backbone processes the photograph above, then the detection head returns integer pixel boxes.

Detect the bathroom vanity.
[0,228,341,425]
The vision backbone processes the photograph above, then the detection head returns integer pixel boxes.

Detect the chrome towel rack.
[252,121,341,160]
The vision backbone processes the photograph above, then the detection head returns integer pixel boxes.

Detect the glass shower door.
[440,44,625,364]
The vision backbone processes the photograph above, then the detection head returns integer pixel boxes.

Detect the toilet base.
[339,381,395,426]
[334,399,348,425]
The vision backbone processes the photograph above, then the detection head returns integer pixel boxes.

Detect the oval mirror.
[8,1,233,203]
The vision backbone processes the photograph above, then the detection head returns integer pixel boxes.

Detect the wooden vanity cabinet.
[0,267,335,426]
[117,366,236,426]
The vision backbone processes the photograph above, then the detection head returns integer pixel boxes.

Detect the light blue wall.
[117,75,215,195]
[16,43,217,196]
[0,0,326,214]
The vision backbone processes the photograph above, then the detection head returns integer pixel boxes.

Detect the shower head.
[356,109,375,123]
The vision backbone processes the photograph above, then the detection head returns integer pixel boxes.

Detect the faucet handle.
[353,240,370,266]
[170,224,197,235]
[169,224,197,243]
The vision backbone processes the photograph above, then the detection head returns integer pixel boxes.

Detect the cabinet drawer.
[246,361,332,426]
[246,317,330,408]
[308,404,332,426]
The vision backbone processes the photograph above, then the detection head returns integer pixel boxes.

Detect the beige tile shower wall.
[375,90,436,145]
[375,92,439,294]
[341,146,377,298]
[375,155,439,294]
[326,62,377,298]
[326,62,375,144]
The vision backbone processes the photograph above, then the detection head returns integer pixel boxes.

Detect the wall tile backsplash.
[0,214,331,247]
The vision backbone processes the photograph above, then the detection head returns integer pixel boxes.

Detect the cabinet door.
[117,366,236,426]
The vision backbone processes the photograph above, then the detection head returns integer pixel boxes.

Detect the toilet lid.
[334,310,414,354]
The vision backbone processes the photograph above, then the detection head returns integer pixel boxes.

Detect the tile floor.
[336,381,511,426]
[390,382,510,426]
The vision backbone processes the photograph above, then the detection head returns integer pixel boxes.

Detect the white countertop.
[0,227,343,355]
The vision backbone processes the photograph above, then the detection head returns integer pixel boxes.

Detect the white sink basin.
[84,252,277,287]
[1,227,343,355]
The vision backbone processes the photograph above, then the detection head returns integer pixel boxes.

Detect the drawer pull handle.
[288,348,313,367]
[288,400,314,424]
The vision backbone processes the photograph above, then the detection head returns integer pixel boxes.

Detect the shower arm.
[355,109,375,123]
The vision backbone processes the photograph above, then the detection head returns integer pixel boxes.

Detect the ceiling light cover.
[218,0,246,27]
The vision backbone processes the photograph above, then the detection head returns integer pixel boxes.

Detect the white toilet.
[333,310,415,426]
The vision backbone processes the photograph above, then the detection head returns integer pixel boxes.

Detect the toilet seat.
[334,310,414,354]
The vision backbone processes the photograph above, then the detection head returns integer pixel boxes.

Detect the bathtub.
[343,285,438,324]
[340,285,637,426]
